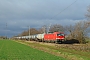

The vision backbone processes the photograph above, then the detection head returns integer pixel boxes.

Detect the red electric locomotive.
[44,32,65,43]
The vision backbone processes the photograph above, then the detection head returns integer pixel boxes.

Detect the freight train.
[15,32,65,43]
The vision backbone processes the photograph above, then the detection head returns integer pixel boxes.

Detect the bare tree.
[18,28,40,36]
[38,25,48,33]
[66,21,90,43]
[86,5,90,20]
[49,24,64,32]
[66,5,90,43]
[18,30,28,36]
[65,25,75,39]
[28,28,40,35]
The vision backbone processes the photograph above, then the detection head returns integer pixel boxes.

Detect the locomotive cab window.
[57,34,64,36]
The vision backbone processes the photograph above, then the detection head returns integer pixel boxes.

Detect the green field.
[0,39,66,60]
[16,40,90,60]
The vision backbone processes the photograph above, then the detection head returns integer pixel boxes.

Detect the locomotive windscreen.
[57,33,64,36]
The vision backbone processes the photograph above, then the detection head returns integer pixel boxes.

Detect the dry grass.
[15,40,90,60]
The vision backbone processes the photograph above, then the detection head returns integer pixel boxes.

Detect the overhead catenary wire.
[46,0,78,33]
[51,0,78,19]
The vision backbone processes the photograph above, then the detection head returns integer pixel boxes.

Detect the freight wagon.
[36,34,44,41]
[14,32,65,43]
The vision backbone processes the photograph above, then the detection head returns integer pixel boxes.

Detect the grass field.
[16,40,90,60]
[0,39,66,60]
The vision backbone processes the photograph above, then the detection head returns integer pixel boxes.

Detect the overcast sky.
[0,0,90,37]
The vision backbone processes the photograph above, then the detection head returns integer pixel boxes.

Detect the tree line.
[16,5,90,44]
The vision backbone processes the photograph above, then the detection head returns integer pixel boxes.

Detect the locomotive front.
[56,33,65,43]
